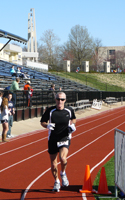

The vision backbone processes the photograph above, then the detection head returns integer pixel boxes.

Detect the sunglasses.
[56,98,65,101]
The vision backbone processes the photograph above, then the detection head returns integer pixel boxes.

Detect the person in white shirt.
[0,91,3,123]
[1,97,9,142]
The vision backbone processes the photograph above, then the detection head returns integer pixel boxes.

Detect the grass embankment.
[51,72,125,92]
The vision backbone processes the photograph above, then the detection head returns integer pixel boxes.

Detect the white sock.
[55,179,60,183]
[60,170,65,175]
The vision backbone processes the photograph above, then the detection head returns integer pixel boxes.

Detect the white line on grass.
[82,149,114,200]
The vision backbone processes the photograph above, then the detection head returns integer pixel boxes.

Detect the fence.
[114,129,125,197]
[13,90,125,108]
[1,90,125,121]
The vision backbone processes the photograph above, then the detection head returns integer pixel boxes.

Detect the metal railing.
[2,90,125,110]
[1,89,125,121]
[114,129,125,197]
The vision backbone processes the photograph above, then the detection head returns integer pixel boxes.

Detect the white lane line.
[1,115,125,172]
[0,129,111,172]
[73,112,125,138]
[20,121,125,200]
[0,136,48,156]
[82,193,87,200]
[82,149,114,200]
[0,149,47,173]
[77,108,124,127]
[90,149,114,173]
[0,129,46,146]
[77,106,125,122]
[1,111,125,156]
[0,106,124,147]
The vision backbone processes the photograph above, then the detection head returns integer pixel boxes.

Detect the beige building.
[0,43,22,65]
[0,43,39,65]
[0,43,48,71]
[98,46,125,70]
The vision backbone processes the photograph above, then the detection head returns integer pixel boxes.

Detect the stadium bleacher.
[0,60,124,121]
[0,59,98,91]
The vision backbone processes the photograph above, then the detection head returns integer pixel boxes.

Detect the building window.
[109,50,115,55]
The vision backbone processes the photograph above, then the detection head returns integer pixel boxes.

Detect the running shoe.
[11,135,14,137]
[52,181,61,192]
[60,173,69,187]
[6,135,11,138]
[6,135,13,138]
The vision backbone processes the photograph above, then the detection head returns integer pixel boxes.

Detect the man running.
[40,92,76,192]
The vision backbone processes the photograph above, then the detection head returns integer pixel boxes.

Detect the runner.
[40,92,76,192]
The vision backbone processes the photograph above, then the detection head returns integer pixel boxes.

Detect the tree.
[60,42,74,62]
[67,25,94,65]
[115,49,125,71]
[22,45,27,52]
[91,38,103,71]
[39,29,60,66]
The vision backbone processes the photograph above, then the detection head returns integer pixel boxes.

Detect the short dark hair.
[8,91,12,95]
[16,77,20,82]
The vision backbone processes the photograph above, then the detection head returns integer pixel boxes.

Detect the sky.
[0,0,125,48]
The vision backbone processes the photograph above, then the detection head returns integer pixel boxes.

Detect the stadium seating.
[103,97,118,106]
[0,59,98,91]
[0,60,124,122]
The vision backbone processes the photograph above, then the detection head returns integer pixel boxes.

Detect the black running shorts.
[48,138,71,154]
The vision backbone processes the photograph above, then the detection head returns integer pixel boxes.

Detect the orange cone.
[97,167,112,194]
[79,165,96,193]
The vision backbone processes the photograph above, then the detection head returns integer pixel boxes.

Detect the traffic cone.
[97,167,112,194]
[79,165,96,193]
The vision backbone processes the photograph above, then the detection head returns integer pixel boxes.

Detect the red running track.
[0,106,125,200]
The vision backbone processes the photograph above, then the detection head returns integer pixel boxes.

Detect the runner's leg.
[49,153,59,181]
[59,147,68,172]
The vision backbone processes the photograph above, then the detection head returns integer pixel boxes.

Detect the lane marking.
[82,149,114,200]
[77,108,124,127]
[20,121,125,200]
[77,106,125,122]
[0,136,48,156]
[82,193,87,200]
[0,106,124,147]
[0,129,46,146]
[90,149,114,173]
[1,110,125,156]
[0,149,47,173]
[73,112,125,138]
[0,112,125,172]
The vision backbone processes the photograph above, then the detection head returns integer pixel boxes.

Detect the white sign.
[92,99,102,110]
[57,140,68,147]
